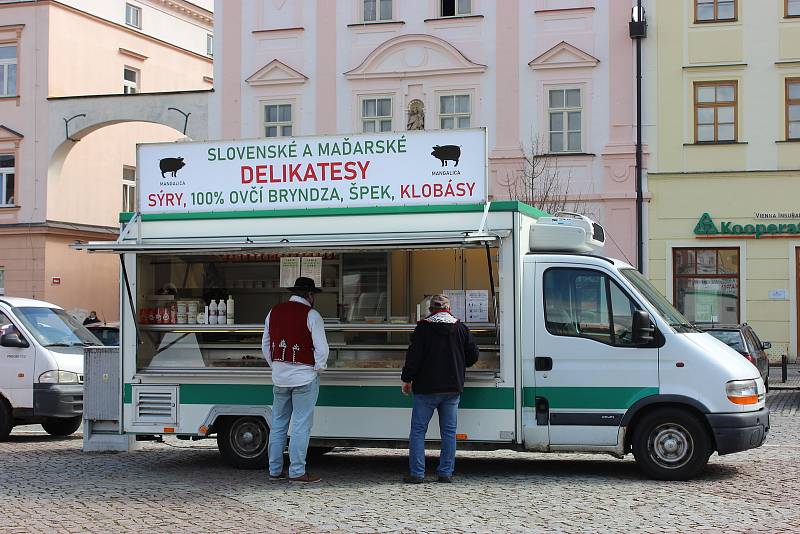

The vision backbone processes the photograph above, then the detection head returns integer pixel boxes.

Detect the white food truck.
[76,130,767,480]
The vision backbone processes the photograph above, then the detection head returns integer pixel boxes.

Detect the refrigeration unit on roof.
[529,212,606,253]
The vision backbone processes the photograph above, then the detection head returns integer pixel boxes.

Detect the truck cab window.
[544,268,641,347]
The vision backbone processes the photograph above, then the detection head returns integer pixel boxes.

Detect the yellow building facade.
[646,0,800,361]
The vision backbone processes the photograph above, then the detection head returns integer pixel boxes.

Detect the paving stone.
[1,397,798,532]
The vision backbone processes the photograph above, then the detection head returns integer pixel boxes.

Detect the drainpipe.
[629,2,647,273]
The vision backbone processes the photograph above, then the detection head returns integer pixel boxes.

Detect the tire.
[0,399,12,441]
[41,416,82,437]
[631,408,711,481]
[216,416,269,469]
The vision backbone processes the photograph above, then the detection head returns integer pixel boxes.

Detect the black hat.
[289,276,322,293]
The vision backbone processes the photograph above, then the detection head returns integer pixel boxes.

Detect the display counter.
[134,246,500,373]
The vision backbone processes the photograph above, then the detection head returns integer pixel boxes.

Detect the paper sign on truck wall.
[137,129,487,214]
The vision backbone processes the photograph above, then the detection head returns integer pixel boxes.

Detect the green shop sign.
[694,213,800,239]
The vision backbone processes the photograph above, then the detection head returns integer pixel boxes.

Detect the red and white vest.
[268,301,315,366]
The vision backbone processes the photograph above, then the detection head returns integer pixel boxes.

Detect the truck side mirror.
[631,310,654,345]
[1,332,29,348]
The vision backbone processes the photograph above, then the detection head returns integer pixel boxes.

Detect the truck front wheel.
[217,416,269,469]
[0,399,12,441]
[42,416,82,437]
[631,408,711,481]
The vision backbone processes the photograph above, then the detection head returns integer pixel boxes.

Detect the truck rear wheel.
[42,416,82,437]
[217,416,269,469]
[0,399,12,441]
[632,408,711,481]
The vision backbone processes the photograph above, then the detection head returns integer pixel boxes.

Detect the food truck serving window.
[134,247,500,372]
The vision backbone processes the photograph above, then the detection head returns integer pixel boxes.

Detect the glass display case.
[135,247,500,373]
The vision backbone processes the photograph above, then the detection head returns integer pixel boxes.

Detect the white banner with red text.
[137,129,487,214]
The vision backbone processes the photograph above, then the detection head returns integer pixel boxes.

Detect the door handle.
[535,356,553,371]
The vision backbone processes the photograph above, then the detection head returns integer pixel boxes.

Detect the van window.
[544,268,641,347]
[12,307,99,347]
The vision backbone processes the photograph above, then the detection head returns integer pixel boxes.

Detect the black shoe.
[437,475,453,483]
[268,469,288,481]
[403,475,424,484]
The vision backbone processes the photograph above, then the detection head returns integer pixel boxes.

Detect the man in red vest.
[262,276,329,483]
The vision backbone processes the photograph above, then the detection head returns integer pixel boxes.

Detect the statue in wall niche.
[406,99,425,131]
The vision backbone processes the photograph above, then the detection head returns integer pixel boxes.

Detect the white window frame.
[362,0,393,22]
[206,34,213,57]
[123,66,139,94]
[0,44,17,97]
[122,166,136,213]
[0,153,14,207]
[125,3,142,29]
[360,96,393,133]
[440,0,472,17]
[263,102,293,138]
[547,86,583,153]
[438,93,472,130]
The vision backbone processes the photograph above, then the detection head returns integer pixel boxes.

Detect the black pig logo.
[431,145,460,167]
[159,157,185,178]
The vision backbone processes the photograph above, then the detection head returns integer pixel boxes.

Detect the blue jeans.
[268,375,320,478]
[408,392,460,478]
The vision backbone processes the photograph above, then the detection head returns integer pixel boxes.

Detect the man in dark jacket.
[401,294,479,483]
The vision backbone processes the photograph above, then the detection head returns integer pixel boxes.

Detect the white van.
[0,297,98,439]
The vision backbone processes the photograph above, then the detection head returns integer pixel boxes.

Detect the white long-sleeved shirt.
[262,295,329,387]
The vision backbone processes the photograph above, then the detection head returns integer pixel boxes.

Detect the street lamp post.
[630,2,647,273]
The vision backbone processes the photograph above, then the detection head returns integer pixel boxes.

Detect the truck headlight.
[726,379,760,405]
[38,370,80,384]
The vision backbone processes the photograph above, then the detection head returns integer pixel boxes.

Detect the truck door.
[533,263,659,447]
[0,310,35,409]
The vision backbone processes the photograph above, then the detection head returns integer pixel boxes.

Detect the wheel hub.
[649,423,694,470]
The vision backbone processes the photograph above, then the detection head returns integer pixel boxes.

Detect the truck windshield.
[12,307,100,347]
[619,268,699,333]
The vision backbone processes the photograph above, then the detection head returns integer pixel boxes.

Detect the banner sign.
[137,129,487,214]
[695,212,800,239]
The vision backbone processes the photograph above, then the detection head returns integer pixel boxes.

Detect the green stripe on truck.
[523,386,659,410]
[124,383,515,409]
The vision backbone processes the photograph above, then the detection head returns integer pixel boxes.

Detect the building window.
[206,34,213,57]
[361,97,392,133]
[363,0,392,22]
[439,94,471,129]
[787,78,800,140]
[123,67,138,94]
[0,154,14,206]
[264,103,292,137]
[673,248,740,324]
[0,45,17,97]
[694,81,737,143]
[123,167,136,213]
[543,268,643,347]
[441,0,471,17]
[787,0,800,17]
[125,3,142,29]
[695,0,736,22]
[548,88,582,152]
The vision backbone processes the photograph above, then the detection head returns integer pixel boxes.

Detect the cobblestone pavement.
[2,397,799,534]
[769,364,800,389]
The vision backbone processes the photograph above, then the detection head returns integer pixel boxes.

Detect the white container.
[208,300,218,325]
[217,299,226,323]
[177,301,187,315]
[226,295,235,325]
[176,313,188,325]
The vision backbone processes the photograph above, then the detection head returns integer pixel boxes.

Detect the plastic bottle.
[226,295,235,325]
[217,298,226,324]
[209,299,218,325]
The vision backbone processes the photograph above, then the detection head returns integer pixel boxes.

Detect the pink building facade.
[211,0,640,263]
[0,0,213,319]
